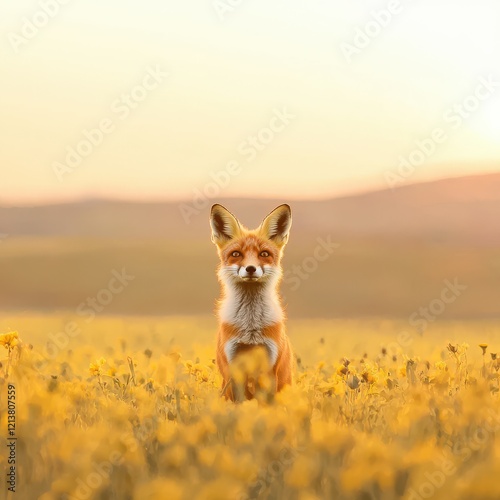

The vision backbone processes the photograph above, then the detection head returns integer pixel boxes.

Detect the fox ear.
[258,204,292,248]
[210,204,241,246]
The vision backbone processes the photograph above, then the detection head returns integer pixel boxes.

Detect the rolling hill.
[0,173,499,318]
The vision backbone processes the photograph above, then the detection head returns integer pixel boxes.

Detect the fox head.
[210,204,292,285]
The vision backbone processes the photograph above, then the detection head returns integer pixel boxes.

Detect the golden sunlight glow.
[0,0,499,203]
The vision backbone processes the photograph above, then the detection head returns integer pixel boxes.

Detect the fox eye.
[260,251,270,257]
[231,251,241,258]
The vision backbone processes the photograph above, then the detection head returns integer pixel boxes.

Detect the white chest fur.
[219,283,282,366]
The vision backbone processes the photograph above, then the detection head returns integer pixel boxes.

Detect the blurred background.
[1,0,499,320]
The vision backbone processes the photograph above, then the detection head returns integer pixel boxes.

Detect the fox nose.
[245,265,256,274]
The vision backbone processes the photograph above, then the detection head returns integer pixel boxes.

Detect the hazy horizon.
[1,167,500,207]
[2,1,500,204]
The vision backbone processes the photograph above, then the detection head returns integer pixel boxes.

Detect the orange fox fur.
[209,203,294,401]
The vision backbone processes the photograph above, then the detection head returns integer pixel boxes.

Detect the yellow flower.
[479,343,488,355]
[89,357,106,376]
[0,331,19,350]
[361,371,376,384]
[336,364,348,376]
[89,363,100,376]
[107,366,117,377]
[435,361,447,371]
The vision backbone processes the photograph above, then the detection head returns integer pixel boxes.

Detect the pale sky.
[1,0,500,204]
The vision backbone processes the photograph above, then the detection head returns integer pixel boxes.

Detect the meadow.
[1,314,500,500]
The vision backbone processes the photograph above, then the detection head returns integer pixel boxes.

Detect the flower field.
[1,315,500,500]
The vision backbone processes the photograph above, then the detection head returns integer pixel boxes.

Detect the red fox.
[209,203,294,402]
